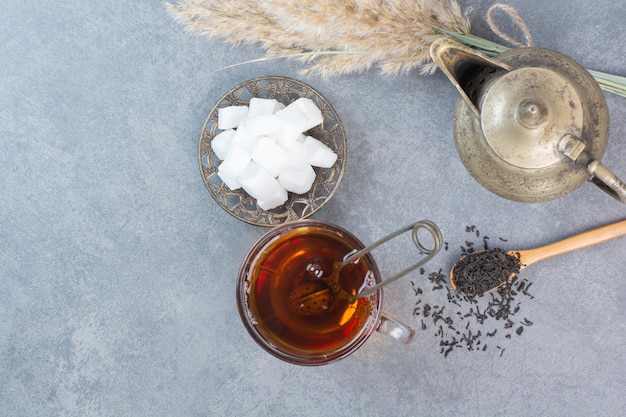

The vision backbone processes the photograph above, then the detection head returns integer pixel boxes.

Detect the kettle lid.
[480,66,584,169]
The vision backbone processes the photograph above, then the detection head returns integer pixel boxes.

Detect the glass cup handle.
[377,312,415,344]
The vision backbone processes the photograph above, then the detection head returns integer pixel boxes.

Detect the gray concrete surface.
[2,0,625,416]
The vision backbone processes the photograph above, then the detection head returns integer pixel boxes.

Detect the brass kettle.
[430,39,626,203]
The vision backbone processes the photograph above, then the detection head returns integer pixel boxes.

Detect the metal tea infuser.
[287,220,443,313]
[238,219,444,364]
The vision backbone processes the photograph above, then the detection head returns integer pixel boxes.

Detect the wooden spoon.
[450,219,626,296]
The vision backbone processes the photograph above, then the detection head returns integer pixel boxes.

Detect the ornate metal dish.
[199,76,346,226]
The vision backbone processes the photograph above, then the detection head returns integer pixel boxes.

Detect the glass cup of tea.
[236,219,442,366]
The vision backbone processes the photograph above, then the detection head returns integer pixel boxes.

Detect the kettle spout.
[430,38,512,117]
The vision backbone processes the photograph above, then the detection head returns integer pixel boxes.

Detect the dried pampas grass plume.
[166,0,471,76]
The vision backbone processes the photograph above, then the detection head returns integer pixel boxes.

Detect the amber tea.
[237,222,382,365]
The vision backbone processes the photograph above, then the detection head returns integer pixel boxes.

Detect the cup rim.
[236,219,383,366]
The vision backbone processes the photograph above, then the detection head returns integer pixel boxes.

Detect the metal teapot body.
[430,39,626,203]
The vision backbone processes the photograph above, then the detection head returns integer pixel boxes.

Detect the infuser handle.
[588,160,626,203]
[347,220,444,300]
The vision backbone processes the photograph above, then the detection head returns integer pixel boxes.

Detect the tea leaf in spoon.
[453,248,522,297]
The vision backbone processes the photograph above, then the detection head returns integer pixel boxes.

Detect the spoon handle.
[519,219,626,268]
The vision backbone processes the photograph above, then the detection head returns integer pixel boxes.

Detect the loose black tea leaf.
[410,226,535,357]
[453,248,522,297]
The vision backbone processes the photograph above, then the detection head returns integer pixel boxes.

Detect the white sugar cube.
[304,136,337,168]
[211,129,235,160]
[213,95,330,206]
[256,195,288,211]
[274,102,286,112]
[252,137,291,177]
[278,164,316,194]
[247,98,283,118]
[238,161,288,209]
[274,118,307,148]
[244,114,282,137]
[218,145,252,181]
[273,98,323,147]
[282,98,324,131]
[232,122,260,153]
[217,106,249,129]
[217,170,241,190]
[283,139,308,169]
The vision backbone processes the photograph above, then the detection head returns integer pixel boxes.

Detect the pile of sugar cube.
[212,97,338,210]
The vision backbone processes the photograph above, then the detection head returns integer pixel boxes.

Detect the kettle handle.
[429,38,512,118]
[588,160,626,203]
[559,134,626,203]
